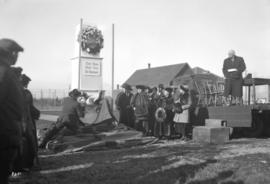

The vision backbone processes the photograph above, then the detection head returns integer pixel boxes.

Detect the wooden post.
[268,85,270,103]
[252,79,256,104]
[78,18,83,90]
[111,24,115,110]
[248,86,251,105]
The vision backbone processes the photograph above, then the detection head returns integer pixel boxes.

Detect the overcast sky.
[0,0,270,90]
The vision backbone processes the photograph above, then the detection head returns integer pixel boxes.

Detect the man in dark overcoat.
[222,50,246,105]
[0,38,24,184]
[115,83,134,127]
[20,74,40,170]
[148,87,159,136]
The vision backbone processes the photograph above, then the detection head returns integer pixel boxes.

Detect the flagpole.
[111,24,115,109]
[78,18,83,90]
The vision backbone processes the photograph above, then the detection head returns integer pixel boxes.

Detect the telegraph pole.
[111,24,115,109]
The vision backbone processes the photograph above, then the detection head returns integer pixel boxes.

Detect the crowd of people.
[0,38,40,183]
[115,83,198,140]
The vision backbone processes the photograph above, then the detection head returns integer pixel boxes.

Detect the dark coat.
[115,91,134,126]
[0,64,24,149]
[24,89,40,120]
[58,97,84,131]
[160,95,174,111]
[222,56,246,79]
[222,56,246,97]
[131,92,149,121]
[21,88,39,168]
[115,91,133,110]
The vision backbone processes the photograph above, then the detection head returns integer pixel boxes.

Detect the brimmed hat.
[0,38,24,53]
[180,85,189,92]
[136,85,146,90]
[147,87,153,93]
[158,84,164,89]
[21,74,31,85]
[69,89,81,98]
[152,87,157,91]
[145,86,151,90]
[164,87,173,93]
[121,83,132,91]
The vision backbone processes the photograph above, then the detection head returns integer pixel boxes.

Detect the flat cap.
[0,38,24,53]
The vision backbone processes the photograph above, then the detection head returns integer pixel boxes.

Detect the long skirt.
[119,108,134,128]
[154,110,174,137]
[135,120,149,135]
[174,107,190,136]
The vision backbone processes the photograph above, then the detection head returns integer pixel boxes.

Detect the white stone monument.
[71,21,104,92]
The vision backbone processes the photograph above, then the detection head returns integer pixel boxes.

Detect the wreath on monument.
[78,25,104,55]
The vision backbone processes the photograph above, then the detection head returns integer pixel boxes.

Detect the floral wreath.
[155,107,167,123]
[78,25,104,55]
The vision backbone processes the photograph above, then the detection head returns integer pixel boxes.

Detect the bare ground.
[15,113,270,184]
[17,135,270,184]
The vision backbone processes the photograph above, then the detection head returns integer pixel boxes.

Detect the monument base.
[71,56,103,91]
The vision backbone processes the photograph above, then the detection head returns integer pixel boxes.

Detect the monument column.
[71,19,104,92]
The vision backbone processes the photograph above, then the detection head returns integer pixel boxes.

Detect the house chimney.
[148,63,151,69]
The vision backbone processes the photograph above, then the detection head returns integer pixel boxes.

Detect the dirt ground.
[15,112,270,184]
[18,135,270,183]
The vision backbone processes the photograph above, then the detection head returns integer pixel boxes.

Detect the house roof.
[125,63,191,87]
[192,67,224,81]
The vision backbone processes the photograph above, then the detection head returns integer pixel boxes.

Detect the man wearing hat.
[148,87,159,136]
[158,84,164,97]
[130,85,150,135]
[39,89,85,148]
[16,74,40,171]
[0,38,24,184]
[115,83,134,127]
[222,50,246,105]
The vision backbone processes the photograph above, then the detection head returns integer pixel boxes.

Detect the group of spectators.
[0,39,40,183]
[115,83,197,140]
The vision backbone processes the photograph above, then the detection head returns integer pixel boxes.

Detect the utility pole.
[111,24,115,109]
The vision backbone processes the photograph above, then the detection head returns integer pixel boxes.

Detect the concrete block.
[205,119,227,127]
[205,119,234,136]
[192,126,230,144]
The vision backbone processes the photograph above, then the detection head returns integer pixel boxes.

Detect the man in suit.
[0,38,24,184]
[222,50,246,105]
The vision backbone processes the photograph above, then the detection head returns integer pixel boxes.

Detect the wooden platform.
[207,106,252,127]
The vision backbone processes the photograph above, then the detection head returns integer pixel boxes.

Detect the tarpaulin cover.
[42,97,157,153]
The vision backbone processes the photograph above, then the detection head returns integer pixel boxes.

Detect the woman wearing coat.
[130,85,149,135]
[154,87,174,139]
